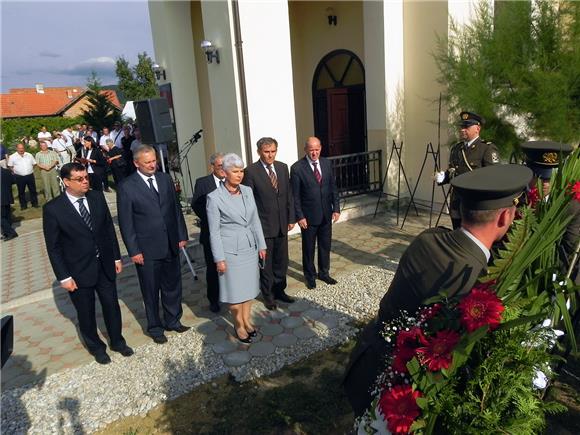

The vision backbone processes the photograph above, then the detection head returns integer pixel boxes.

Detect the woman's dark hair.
[60,162,87,180]
[83,136,96,147]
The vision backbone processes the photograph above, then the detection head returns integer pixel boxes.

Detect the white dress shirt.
[212,174,224,189]
[137,170,158,191]
[305,155,322,177]
[8,152,36,176]
[460,227,491,263]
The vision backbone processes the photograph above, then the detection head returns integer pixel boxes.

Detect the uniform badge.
[491,151,499,163]
[542,152,558,164]
[462,113,469,120]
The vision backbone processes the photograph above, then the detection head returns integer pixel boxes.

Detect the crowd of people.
[6,111,579,423]
[0,122,143,241]
[39,135,341,362]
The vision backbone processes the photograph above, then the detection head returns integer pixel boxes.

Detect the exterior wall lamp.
[201,40,220,64]
[152,63,166,81]
[326,7,337,26]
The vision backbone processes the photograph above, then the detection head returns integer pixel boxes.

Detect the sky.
[0,0,155,92]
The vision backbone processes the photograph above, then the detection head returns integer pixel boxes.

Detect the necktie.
[267,164,278,191]
[312,161,322,185]
[148,177,159,199]
[77,198,92,230]
[77,198,100,256]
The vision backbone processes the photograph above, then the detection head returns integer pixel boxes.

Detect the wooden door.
[327,88,349,156]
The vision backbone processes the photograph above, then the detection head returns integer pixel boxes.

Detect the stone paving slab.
[1,200,448,390]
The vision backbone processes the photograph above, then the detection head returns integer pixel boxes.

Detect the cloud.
[38,50,61,58]
[61,56,117,77]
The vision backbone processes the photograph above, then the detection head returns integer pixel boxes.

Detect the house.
[0,85,122,119]
[148,0,489,203]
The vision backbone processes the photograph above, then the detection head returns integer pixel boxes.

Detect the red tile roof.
[1,86,121,119]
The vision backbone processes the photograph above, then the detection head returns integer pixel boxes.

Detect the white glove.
[434,171,446,184]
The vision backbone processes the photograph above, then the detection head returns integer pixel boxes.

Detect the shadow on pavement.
[0,354,47,433]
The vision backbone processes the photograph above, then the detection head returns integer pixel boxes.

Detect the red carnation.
[458,288,504,333]
[378,384,422,434]
[527,186,540,208]
[569,181,580,203]
[392,327,426,373]
[416,330,460,371]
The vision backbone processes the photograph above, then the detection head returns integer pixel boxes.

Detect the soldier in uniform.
[344,164,533,417]
[436,111,500,229]
[520,140,578,285]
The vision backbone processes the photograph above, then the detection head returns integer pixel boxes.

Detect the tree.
[81,72,121,132]
[115,52,159,101]
[434,0,580,156]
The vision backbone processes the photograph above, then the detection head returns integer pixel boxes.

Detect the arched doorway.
[312,49,367,157]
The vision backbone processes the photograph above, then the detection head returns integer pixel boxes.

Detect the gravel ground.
[1,266,394,434]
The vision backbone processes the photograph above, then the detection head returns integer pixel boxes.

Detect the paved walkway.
[1,191,447,391]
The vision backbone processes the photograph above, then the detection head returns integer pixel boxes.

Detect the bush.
[1,116,84,151]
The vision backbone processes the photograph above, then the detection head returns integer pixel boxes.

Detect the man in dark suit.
[290,136,340,289]
[243,137,296,310]
[43,162,133,364]
[344,164,532,416]
[117,145,190,344]
[436,111,500,229]
[192,152,225,313]
[1,167,18,241]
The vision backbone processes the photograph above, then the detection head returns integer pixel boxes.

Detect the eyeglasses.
[68,176,90,182]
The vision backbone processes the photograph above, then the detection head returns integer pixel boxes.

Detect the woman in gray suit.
[206,153,267,343]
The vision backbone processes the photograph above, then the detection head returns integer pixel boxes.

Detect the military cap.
[451,164,533,210]
[459,111,484,127]
[520,140,573,179]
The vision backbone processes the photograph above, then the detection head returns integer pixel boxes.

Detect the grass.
[97,340,356,435]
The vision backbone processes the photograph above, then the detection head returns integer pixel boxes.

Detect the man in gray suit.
[243,137,295,310]
[117,145,190,344]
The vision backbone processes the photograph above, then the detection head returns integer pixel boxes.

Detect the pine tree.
[115,52,158,101]
[81,72,121,132]
[434,0,580,155]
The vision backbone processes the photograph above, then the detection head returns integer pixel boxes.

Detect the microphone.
[192,129,203,141]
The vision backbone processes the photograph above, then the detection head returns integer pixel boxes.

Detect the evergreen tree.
[115,52,158,101]
[81,72,121,132]
[434,0,580,156]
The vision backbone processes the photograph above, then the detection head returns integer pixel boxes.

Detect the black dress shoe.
[306,280,316,289]
[234,330,252,344]
[264,300,278,310]
[209,303,220,313]
[247,329,258,338]
[275,292,295,303]
[152,335,168,344]
[112,345,134,357]
[94,352,111,365]
[166,325,191,333]
[318,275,337,285]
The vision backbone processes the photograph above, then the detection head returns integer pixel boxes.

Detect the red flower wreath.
[378,384,422,434]
[569,181,580,203]
[416,330,460,371]
[458,288,504,333]
[392,327,427,374]
[527,186,541,208]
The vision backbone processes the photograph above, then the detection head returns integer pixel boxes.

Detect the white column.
[148,0,205,197]
[236,0,298,166]
[200,0,246,160]
[364,0,405,196]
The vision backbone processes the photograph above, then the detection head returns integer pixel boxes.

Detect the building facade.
[148,0,486,202]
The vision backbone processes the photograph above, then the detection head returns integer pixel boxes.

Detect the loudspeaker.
[134,98,175,144]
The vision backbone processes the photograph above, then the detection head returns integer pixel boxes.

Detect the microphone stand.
[171,130,202,198]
